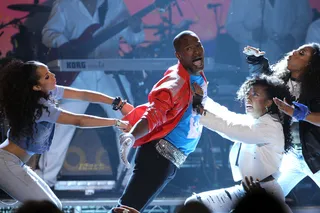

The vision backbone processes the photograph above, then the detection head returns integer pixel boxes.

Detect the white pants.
[0,149,62,209]
[278,149,320,196]
[36,71,134,186]
[185,180,287,213]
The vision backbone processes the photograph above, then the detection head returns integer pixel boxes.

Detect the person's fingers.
[119,205,139,213]
[245,176,251,187]
[249,176,254,183]
[248,46,256,51]
[273,97,285,109]
[242,181,249,192]
[193,82,202,92]
[126,124,132,132]
[113,208,130,213]
[120,148,131,169]
[273,97,280,106]
[255,179,262,188]
[191,85,196,96]
[249,176,255,187]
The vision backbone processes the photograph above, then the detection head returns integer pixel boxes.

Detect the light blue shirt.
[165,74,207,155]
[8,86,65,154]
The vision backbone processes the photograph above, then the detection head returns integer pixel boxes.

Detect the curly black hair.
[237,75,293,152]
[272,43,320,102]
[0,59,49,140]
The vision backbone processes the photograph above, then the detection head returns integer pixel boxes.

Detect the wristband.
[292,101,311,121]
[112,97,122,111]
[118,100,127,110]
[115,119,121,127]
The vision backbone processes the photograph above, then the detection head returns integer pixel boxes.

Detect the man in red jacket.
[113,30,208,212]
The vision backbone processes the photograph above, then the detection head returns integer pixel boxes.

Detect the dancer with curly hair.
[244,43,320,197]
[185,75,293,212]
[0,60,132,208]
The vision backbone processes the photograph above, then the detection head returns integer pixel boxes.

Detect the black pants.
[118,139,177,212]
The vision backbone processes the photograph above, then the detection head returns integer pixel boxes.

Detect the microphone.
[207,3,222,9]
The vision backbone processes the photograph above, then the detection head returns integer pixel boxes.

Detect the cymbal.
[7,4,51,13]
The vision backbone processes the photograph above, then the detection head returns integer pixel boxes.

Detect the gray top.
[7,86,65,154]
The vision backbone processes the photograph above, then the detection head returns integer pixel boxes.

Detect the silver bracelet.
[115,119,121,127]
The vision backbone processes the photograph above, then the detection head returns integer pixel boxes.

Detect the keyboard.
[47,58,240,72]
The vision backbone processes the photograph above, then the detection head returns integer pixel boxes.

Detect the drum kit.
[2,1,192,63]
[0,2,241,71]
[0,2,51,140]
[0,2,52,61]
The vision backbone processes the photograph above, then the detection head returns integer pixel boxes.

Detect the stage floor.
[0,198,319,213]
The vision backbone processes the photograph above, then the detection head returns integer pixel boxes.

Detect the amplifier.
[56,104,119,191]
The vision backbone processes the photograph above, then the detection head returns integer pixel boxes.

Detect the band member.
[39,0,145,186]
[226,0,311,69]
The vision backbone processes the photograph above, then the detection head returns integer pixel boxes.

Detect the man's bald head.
[172,30,204,74]
[173,30,199,52]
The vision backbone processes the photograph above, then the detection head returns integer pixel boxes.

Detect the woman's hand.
[192,82,204,115]
[243,46,265,57]
[242,176,266,194]
[192,82,204,96]
[273,97,294,117]
[113,205,140,213]
[116,120,132,132]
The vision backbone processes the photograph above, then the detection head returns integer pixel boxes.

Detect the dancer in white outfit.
[186,75,293,213]
[244,44,320,197]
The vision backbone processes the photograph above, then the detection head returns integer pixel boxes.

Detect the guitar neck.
[88,3,157,51]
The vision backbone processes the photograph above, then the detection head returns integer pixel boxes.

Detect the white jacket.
[200,98,284,182]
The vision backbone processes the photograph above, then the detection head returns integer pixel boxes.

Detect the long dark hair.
[272,43,320,103]
[0,60,49,139]
[237,75,293,152]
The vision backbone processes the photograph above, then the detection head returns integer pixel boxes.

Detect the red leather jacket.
[122,62,207,147]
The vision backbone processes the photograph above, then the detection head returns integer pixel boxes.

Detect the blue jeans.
[0,149,62,209]
[278,149,320,196]
[117,140,178,212]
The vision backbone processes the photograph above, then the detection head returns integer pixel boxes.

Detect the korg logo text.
[66,61,86,69]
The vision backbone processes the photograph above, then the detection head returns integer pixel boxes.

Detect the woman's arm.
[243,46,272,76]
[200,98,279,144]
[305,113,320,126]
[62,87,134,115]
[273,97,320,126]
[56,110,131,131]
